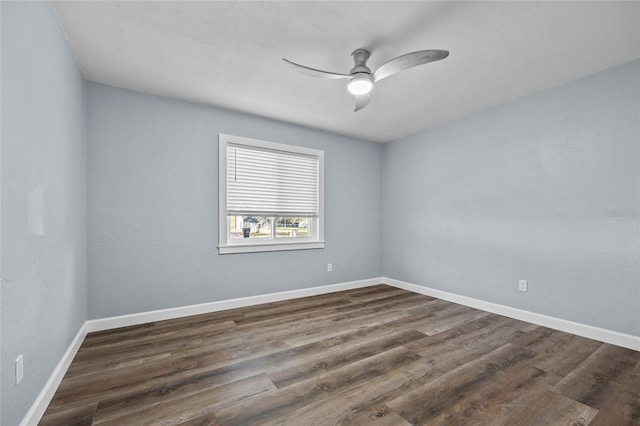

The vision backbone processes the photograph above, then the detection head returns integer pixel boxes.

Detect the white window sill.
[218,240,325,254]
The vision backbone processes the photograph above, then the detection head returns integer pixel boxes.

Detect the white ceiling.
[52,1,640,143]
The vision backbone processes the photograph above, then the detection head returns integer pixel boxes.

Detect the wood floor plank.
[404,313,526,353]
[39,285,638,426]
[413,308,492,335]
[379,301,474,333]
[67,352,176,379]
[264,338,473,425]
[589,360,640,425]
[229,295,422,344]
[280,303,429,347]
[263,360,429,426]
[335,291,436,316]
[81,318,236,349]
[268,329,426,387]
[386,343,535,424]
[402,316,533,384]
[422,366,561,425]
[236,292,430,343]
[213,347,422,425]
[551,344,640,409]
[39,402,97,426]
[528,334,603,377]
[492,390,599,426]
[92,373,276,425]
[343,285,417,303]
[233,295,355,326]
[175,412,219,426]
[338,410,412,426]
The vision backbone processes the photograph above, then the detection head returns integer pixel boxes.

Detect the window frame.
[218,133,325,254]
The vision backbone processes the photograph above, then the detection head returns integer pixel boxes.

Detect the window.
[218,134,324,254]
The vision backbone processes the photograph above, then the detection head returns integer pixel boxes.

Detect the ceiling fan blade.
[282,58,351,80]
[354,93,371,112]
[373,50,449,82]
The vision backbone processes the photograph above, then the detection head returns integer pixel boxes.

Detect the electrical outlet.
[327,263,333,272]
[16,354,24,385]
[518,280,528,292]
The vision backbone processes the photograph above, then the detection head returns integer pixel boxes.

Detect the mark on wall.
[606,209,640,218]
[28,185,44,235]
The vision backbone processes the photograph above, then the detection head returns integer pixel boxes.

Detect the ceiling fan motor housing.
[350,49,372,75]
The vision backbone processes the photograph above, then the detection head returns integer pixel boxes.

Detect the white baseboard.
[20,322,88,426]
[86,277,382,333]
[383,277,640,351]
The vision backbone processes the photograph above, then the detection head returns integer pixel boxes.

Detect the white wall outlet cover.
[519,280,528,292]
[327,263,333,272]
[16,354,24,385]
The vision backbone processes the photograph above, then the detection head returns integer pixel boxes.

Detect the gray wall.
[383,60,640,336]
[86,82,383,319]
[1,2,87,425]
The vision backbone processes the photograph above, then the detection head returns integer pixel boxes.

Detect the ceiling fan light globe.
[347,76,373,95]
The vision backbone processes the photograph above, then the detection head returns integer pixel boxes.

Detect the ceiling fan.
[283,48,449,112]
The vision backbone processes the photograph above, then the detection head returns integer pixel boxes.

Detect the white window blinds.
[226,143,319,216]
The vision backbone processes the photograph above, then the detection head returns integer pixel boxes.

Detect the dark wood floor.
[40,285,640,426]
